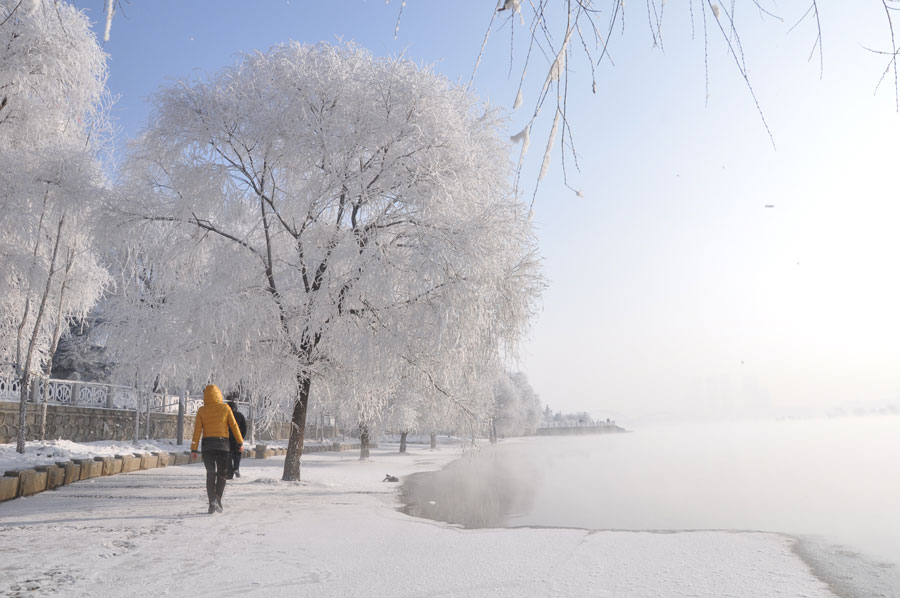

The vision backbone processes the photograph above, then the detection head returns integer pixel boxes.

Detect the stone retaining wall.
[0,401,196,444]
[0,442,362,503]
[258,421,292,441]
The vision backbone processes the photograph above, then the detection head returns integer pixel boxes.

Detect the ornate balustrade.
[0,368,200,414]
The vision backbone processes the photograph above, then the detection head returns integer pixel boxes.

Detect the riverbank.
[0,440,838,597]
[400,426,900,598]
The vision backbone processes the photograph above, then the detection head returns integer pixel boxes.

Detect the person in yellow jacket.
[191,384,244,514]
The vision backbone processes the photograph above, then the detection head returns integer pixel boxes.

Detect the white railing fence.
[0,368,203,414]
[1,366,287,445]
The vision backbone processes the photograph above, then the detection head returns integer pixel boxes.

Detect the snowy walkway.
[0,446,838,598]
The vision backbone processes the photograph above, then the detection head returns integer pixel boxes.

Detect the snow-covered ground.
[0,440,839,597]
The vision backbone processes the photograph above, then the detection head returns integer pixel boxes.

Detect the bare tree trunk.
[430,432,437,450]
[16,373,33,452]
[282,375,310,481]
[15,215,65,453]
[40,393,48,442]
[359,424,370,460]
[399,430,408,453]
[41,250,73,443]
[489,419,497,445]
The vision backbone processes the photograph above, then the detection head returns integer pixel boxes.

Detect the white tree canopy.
[105,42,543,479]
[0,0,112,452]
[492,370,542,437]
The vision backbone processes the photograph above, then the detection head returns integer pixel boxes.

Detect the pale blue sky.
[76,1,900,424]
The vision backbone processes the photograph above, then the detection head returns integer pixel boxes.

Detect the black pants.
[227,447,242,478]
[202,450,230,504]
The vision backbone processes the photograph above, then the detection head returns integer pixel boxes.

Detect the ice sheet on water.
[794,536,900,598]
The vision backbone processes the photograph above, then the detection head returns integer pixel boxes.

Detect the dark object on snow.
[383,474,399,482]
[226,399,247,479]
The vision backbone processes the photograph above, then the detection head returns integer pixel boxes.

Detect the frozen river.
[402,416,900,597]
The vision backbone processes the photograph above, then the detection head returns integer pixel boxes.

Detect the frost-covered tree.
[105,43,542,481]
[50,316,114,382]
[0,0,112,452]
[492,371,542,438]
[491,373,518,441]
[386,390,423,454]
[510,371,542,432]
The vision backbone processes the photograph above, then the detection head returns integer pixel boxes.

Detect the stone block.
[35,464,64,489]
[173,452,190,466]
[74,459,102,480]
[152,451,170,467]
[255,444,268,459]
[137,453,159,469]
[109,457,123,475]
[93,456,115,476]
[332,441,342,452]
[5,469,48,497]
[55,461,81,485]
[118,454,141,473]
[0,475,18,502]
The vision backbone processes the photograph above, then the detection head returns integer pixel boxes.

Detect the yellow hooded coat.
[190,384,244,451]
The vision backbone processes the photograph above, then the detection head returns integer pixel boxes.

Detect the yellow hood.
[203,384,224,405]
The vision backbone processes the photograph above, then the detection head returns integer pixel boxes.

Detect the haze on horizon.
[77,0,900,426]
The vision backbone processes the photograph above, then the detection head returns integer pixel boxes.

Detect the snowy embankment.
[0,437,339,473]
[0,441,838,598]
[0,439,190,473]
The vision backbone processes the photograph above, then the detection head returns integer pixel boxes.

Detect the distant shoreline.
[531,423,627,436]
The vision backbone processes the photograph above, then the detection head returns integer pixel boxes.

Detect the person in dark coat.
[226,399,248,480]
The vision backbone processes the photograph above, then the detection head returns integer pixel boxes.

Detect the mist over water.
[402,417,900,595]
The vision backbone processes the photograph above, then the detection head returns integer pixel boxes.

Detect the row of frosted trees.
[0,1,543,480]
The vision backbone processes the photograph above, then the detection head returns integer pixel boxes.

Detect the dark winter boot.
[215,476,226,503]
[206,475,217,505]
[214,498,223,513]
[208,502,216,514]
